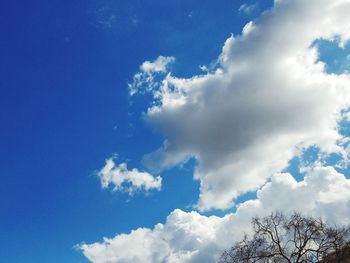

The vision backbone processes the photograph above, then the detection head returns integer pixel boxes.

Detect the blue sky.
[2,1,350,263]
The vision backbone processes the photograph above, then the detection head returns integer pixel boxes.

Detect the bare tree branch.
[219,212,350,263]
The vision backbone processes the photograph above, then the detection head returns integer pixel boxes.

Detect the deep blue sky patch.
[2,0,350,262]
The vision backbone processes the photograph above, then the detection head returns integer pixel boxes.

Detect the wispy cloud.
[238,3,259,15]
[92,5,139,30]
[128,56,175,96]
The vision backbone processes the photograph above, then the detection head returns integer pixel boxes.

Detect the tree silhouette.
[220,212,350,263]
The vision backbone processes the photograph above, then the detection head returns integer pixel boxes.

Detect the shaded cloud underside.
[143,0,350,211]
[82,0,350,262]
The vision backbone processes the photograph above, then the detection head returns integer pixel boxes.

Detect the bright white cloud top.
[142,0,350,211]
[80,166,350,263]
[98,159,162,194]
[128,55,175,96]
[81,0,350,262]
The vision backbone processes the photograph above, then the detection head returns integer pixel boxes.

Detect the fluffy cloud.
[140,0,350,210]
[98,159,162,194]
[80,209,226,263]
[80,165,350,263]
[81,1,350,262]
[140,56,175,74]
[128,56,175,96]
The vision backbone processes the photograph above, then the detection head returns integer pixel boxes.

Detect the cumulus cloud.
[128,56,175,96]
[140,0,350,210]
[98,159,162,194]
[80,1,350,262]
[80,165,350,263]
[80,209,226,263]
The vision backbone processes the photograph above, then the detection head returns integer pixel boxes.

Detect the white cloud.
[80,1,350,262]
[79,209,226,263]
[80,165,350,263]
[238,3,258,15]
[98,159,162,194]
[140,0,350,210]
[128,56,175,96]
[140,56,175,73]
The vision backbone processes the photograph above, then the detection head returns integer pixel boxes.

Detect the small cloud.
[99,15,117,28]
[128,56,175,96]
[92,6,138,30]
[140,56,175,73]
[98,159,162,195]
[199,65,209,73]
[93,6,118,29]
[238,3,258,15]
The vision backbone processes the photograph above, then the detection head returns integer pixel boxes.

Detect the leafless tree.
[220,212,350,263]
